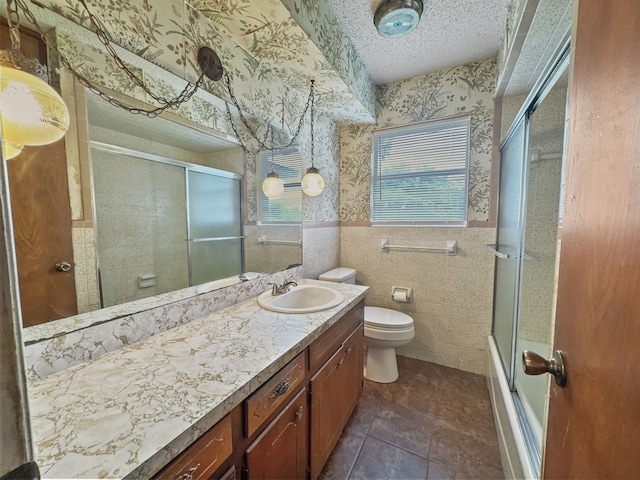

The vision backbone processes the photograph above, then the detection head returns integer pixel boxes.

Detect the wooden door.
[310,325,364,479]
[246,388,308,480]
[1,22,77,327]
[542,1,640,477]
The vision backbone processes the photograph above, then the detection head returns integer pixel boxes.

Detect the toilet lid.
[364,306,414,329]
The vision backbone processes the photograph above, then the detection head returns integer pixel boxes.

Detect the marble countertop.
[27,280,368,479]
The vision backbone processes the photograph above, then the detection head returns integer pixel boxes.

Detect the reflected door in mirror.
[2,22,77,327]
[8,142,78,327]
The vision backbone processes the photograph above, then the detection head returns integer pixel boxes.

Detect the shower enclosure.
[489,47,569,477]
[91,143,243,308]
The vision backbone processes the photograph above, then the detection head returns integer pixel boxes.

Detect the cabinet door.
[246,388,308,480]
[310,325,364,479]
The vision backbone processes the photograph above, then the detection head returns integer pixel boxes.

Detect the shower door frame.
[491,39,571,477]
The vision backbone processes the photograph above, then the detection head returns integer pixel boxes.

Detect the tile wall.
[341,227,495,374]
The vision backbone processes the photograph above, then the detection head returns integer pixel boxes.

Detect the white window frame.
[370,115,470,227]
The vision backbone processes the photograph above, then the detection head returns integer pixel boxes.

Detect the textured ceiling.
[326,0,511,85]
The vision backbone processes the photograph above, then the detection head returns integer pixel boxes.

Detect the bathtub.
[487,335,548,479]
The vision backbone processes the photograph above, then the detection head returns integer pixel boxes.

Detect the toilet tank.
[318,267,356,284]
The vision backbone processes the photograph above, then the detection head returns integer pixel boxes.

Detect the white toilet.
[318,268,415,383]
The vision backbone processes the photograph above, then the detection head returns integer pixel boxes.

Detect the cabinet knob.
[270,379,290,399]
[178,463,200,480]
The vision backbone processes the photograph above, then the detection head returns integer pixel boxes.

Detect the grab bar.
[258,236,301,246]
[486,243,511,259]
[381,239,458,256]
[486,244,537,261]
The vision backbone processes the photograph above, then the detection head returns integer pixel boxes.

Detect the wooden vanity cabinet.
[245,388,308,479]
[156,300,365,480]
[309,323,364,479]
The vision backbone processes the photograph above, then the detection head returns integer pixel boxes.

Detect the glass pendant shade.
[262,171,284,199]
[0,65,69,149]
[2,138,23,160]
[302,167,324,197]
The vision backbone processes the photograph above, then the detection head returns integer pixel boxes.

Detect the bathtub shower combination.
[488,47,569,479]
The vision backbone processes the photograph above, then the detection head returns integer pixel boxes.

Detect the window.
[371,116,470,226]
[258,146,302,224]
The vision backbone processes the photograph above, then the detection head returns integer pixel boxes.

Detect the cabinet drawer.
[156,414,233,480]
[245,351,306,437]
[309,300,364,372]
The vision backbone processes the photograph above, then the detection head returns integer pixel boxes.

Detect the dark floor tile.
[425,461,459,480]
[323,358,504,480]
[349,436,428,480]
[319,427,366,480]
[432,390,496,444]
[435,365,488,397]
[348,381,383,434]
[429,425,503,480]
[367,400,433,457]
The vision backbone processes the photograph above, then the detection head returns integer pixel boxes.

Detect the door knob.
[55,261,72,272]
[522,349,567,387]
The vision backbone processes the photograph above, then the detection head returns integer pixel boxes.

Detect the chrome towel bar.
[258,236,302,246]
[381,239,458,256]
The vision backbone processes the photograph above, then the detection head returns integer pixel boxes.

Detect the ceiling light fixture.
[374,0,424,39]
[198,48,323,195]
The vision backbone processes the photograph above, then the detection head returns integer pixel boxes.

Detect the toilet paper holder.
[391,286,413,303]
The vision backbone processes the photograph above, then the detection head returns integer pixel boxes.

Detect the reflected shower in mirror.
[10,85,302,333]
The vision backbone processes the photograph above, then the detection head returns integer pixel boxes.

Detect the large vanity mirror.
[10,82,302,336]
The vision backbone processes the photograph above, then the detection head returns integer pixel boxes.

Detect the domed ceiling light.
[374,0,424,39]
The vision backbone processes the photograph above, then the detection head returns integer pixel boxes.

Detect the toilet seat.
[364,306,414,330]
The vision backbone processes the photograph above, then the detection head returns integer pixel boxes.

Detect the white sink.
[257,285,345,313]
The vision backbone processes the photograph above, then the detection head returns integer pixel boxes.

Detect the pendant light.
[374,0,424,38]
[261,127,284,199]
[0,12,70,160]
[301,80,324,197]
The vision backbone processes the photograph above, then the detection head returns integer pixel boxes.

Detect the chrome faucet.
[269,277,298,295]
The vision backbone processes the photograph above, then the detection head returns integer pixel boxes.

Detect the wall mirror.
[9,80,302,338]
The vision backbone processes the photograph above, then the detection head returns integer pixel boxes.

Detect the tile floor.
[320,356,504,480]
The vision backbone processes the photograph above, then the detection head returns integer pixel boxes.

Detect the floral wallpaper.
[279,0,376,120]
[38,0,375,123]
[189,0,375,122]
[340,56,498,223]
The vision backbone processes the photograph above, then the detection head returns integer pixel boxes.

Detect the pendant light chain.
[224,72,315,155]
[11,0,206,117]
[6,0,21,50]
[310,79,315,167]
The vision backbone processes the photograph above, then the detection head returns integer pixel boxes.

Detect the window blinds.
[371,116,470,226]
[258,146,302,224]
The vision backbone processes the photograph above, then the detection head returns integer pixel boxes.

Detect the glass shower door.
[187,169,243,285]
[491,116,527,380]
[514,64,568,449]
